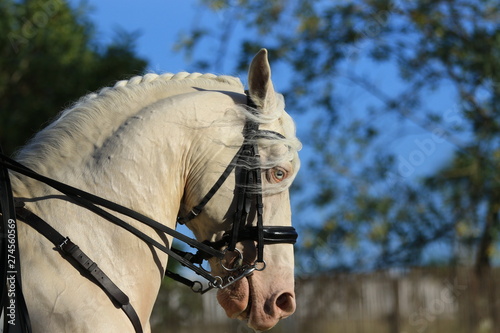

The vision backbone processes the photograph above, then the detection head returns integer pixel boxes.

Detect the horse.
[0,49,301,332]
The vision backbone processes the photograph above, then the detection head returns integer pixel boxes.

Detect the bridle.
[0,93,298,333]
[174,93,297,290]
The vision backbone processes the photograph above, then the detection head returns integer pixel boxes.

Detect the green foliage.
[177,0,500,273]
[0,0,147,155]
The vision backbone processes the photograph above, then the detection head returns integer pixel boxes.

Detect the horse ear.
[248,48,276,111]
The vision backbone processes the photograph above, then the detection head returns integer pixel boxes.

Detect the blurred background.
[1,0,500,332]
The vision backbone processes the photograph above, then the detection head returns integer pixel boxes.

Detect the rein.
[0,93,298,333]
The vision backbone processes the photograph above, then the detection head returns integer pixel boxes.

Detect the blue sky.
[77,0,461,207]
[71,0,471,269]
[78,0,458,169]
[81,0,195,73]
[80,0,255,76]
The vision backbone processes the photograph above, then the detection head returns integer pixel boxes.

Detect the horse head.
[180,49,301,331]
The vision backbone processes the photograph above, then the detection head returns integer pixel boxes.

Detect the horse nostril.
[276,292,296,317]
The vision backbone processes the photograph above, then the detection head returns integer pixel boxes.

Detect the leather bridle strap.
[176,145,242,225]
[227,95,265,262]
[1,155,223,256]
[208,226,298,248]
[14,207,143,333]
[0,153,225,287]
[0,152,227,332]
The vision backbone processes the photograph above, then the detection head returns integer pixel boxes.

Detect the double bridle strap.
[13,206,143,333]
[0,92,298,333]
[229,111,266,264]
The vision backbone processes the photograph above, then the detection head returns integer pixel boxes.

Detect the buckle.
[58,237,72,252]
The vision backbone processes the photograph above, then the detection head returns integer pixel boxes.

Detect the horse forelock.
[243,93,302,194]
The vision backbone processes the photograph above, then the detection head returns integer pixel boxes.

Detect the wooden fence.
[151,267,500,333]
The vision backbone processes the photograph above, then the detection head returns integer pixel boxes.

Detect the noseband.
[0,92,297,333]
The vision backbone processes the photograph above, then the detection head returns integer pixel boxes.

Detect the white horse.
[1,49,301,332]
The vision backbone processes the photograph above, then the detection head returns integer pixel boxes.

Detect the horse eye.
[269,168,287,183]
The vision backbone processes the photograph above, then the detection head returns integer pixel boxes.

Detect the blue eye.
[269,168,287,182]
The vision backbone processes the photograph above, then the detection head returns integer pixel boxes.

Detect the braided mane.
[90,72,242,100]
[14,71,300,196]
[15,73,244,173]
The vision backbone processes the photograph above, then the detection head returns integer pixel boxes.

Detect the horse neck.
[13,79,244,223]
[9,94,201,325]
[14,113,185,227]
[13,85,247,260]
